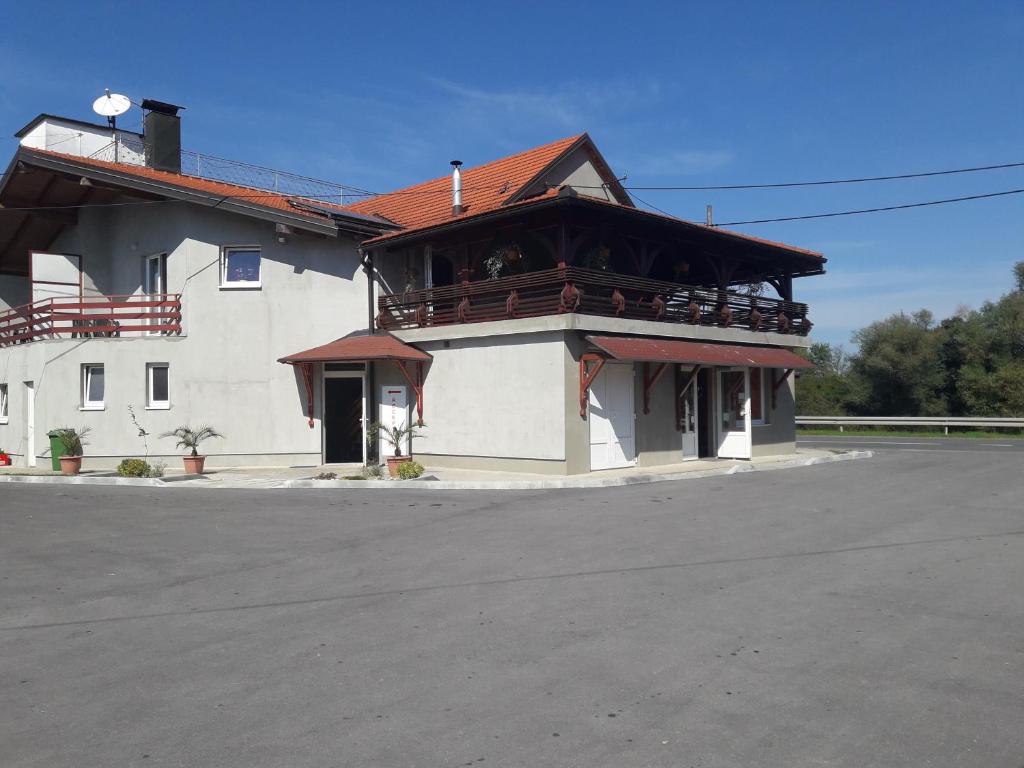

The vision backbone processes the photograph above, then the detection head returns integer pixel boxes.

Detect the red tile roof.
[278,333,430,364]
[23,148,351,222]
[343,134,585,231]
[586,336,814,367]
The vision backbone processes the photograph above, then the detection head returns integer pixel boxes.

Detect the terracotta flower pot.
[183,455,206,474]
[386,455,410,477]
[59,456,83,475]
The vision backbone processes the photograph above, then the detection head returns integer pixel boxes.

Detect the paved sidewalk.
[0,448,871,490]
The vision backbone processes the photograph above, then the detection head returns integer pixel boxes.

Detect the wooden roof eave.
[13,150,366,239]
[365,195,825,276]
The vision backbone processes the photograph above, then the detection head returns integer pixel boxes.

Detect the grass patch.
[798,427,1024,440]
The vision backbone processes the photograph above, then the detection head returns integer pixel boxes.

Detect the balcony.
[376,267,811,336]
[0,294,182,347]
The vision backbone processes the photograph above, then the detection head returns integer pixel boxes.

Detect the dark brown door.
[324,378,363,463]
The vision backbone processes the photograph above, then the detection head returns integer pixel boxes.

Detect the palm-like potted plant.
[367,421,425,477]
[160,425,223,474]
[51,426,91,475]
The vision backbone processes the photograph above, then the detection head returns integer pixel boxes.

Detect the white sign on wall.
[379,385,408,463]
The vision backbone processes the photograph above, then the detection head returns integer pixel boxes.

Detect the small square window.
[0,383,8,423]
[82,365,104,409]
[147,364,170,409]
[221,246,261,288]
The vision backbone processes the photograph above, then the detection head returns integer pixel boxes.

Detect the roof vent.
[451,160,463,215]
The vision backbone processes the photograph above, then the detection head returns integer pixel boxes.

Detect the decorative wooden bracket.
[579,353,606,419]
[674,365,701,430]
[771,368,794,409]
[298,362,315,428]
[396,360,425,425]
[642,361,668,414]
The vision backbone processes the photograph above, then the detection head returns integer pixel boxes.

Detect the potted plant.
[51,426,91,475]
[367,421,425,477]
[160,425,223,474]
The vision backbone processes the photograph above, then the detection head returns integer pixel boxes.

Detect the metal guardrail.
[0,294,183,346]
[88,139,353,203]
[797,416,1024,433]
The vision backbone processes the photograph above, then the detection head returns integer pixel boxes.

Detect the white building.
[0,102,824,473]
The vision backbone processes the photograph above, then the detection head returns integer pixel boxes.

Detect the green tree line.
[797,262,1024,416]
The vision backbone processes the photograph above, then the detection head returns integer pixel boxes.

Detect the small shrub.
[147,461,166,478]
[361,464,384,479]
[117,458,151,477]
[314,471,338,480]
[396,460,425,480]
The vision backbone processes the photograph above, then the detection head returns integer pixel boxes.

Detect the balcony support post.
[674,365,702,430]
[298,362,316,428]
[579,353,606,419]
[642,361,669,414]
[396,360,425,426]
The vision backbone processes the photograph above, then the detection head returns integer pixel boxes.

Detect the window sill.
[145,405,171,411]
[219,283,262,291]
[80,405,105,411]
[0,419,8,425]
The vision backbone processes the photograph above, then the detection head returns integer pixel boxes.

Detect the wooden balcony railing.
[377,267,811,335]
[0,294,183,347]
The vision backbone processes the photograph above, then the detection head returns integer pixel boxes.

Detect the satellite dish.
[92,91,131,118]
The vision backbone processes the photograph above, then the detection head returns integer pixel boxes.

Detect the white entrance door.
[716,368,751,459]
[680,368,699,461]
[589,363,636,470]
[378,385,409,464]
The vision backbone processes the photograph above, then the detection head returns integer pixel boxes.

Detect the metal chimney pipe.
[451,160,463,215]
[705,204,714,226]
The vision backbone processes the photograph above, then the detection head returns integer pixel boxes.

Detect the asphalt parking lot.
[2,450,1022,767]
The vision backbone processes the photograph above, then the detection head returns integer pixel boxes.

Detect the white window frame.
[0,383,8,424]
[750,367,768,426]
[81,364,105,410]
[146,363,170,410]
[219,245,262,289]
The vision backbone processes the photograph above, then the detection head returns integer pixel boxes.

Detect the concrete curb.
[280,450,874,491]
[0,450,873,491]
[0,474,165,487]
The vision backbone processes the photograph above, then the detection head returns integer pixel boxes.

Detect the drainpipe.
[360,246,377,465]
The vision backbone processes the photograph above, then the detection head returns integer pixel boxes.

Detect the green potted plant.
[367,421,425,477]
[51,426,91,475]
[160,425,223,474]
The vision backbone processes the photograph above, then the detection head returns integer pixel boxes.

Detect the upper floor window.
[220,246,261,288]
[82,364,104,410]
[0,383,8,423]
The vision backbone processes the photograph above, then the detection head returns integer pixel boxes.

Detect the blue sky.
[2,1,1022,348]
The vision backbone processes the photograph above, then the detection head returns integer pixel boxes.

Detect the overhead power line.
[610,160,1024,191]
[714,188,1024,226]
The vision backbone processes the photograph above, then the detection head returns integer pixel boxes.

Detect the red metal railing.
[0,294,183,347]
[377,267,811,335]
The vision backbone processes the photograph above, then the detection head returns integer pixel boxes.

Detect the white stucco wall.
[410,332,567,462]
[0,203,368,467]
[523,146,617,202]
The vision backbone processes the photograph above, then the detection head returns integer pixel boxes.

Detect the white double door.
[589,363,636,470]
[716,367,752,459]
